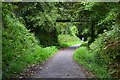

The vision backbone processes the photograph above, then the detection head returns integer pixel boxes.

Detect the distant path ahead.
[28,44,93,78]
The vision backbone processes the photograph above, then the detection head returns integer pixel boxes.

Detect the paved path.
[31,44,87,78]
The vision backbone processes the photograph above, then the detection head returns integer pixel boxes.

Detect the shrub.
[89,25,120,78]
[74,25,120,78]
[74,47,111,78]
[2,13,58,78]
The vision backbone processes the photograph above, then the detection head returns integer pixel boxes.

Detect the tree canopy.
[2,2,120,78]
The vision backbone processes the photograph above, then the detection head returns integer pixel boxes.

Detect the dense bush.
[74,25,120,78]
[35,28,59,47]
[2,11,57,78]
[74,47,110,78]
[90,25,120,78]
[73,2,120,78]
[10,2,59,46]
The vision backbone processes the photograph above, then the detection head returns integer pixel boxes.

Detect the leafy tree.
[2,3,58,78]
[11,2,59,46]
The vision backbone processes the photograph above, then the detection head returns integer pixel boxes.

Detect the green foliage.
[56,22,71,35]
[74,19,120,78]
[12,2,57,32]
[7,2,59,47]
[75,2,120,43]
[2,8,58,78]
[35,28,59,47]
[74,47,90,62]
[70,25,78,36]
[2,2,120,78]
[58,34,80,47]
[56,22,78,36]
[80,41,88,47]
[74,24,119,78]
[74,47,111,78]
[89,24,120,78]
[74,2,120,77]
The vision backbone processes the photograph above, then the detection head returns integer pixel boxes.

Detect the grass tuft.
[74,47,111,78]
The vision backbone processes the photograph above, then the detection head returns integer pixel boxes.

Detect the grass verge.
[2,14,58,78]
[73,47,111,78]
[58,34,81,48]
[3,45,58,78]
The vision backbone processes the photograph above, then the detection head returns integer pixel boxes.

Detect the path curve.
[31,44,87,78]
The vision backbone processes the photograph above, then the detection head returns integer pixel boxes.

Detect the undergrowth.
[2,14,58,78]
[74,25,120,78]
[74,47,111,78]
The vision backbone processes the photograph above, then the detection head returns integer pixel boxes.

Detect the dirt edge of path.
[17,50,60,78]
[17,45,95,78]
[73,55,95,78]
